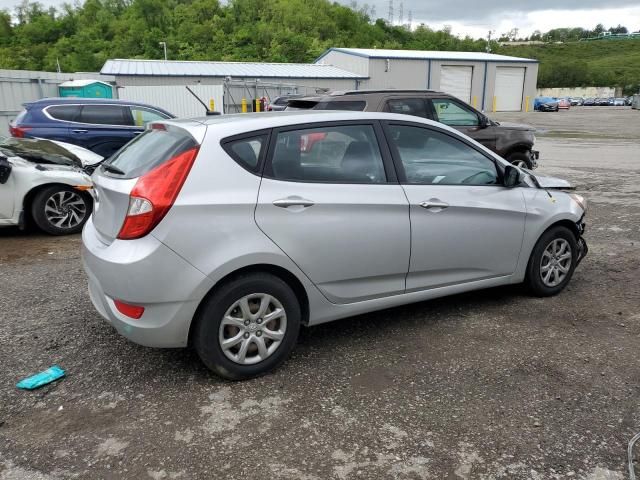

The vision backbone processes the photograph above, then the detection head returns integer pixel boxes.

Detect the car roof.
[25,97,174,115]
[293,89,446,101]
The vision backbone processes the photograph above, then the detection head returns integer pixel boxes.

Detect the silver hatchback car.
[83,111,587,380]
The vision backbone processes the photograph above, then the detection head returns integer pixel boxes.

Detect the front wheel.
[506,151,533,169]
[31,185,91,235]
[525,226,578,297]
[193,273,301,380]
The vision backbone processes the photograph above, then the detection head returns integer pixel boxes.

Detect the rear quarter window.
[222,134,267,172]
[104,127,198,179]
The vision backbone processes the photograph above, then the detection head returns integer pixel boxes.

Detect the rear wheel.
[506,151,532,169]
[31,185,91,235]
[526,226,578,297]
[193,273,301,380]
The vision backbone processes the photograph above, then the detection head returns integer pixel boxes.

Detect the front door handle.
[419,200,449,211]
[72,129,88,134]
[273,197,315,208]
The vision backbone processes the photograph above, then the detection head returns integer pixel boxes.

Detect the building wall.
[315,50,369,77]
[359,58,428,90]
[536,86,616,98]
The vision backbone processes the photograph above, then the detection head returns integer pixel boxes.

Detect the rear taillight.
[117,146,199,240]
[114,300,145,319]
[9,125,31,138]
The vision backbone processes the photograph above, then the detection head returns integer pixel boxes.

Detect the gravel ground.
[1,107,639,480]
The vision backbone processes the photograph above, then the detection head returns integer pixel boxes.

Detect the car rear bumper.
[82,217,211,348]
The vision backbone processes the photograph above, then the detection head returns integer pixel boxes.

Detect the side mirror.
[503,165,520,188]
[479,116,489,128]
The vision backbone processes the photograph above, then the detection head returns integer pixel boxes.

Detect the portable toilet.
[58,80,113,99]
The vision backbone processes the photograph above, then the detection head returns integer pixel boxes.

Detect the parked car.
[583,98,596,106]
[569,97,584,106]
[83,111,588,380]
[0,137,101,234]
[285,90,539,169]
[625,97,633,106]
[595,98,610,106]
[9,98,174,158]
[613,98,626,106]
[534,96,560,112]
[558,98,571,109]
[266,94,305,111]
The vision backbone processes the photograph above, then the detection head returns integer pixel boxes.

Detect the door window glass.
[130,107,169,126]
[431,99,479,126]
[47,105,80,122]
[78,105,130,126]
[386,98,428,118]
[268,125,386,184]
[388,125,497,185]
[315,101,367,111]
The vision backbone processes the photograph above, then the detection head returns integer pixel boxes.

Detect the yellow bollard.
[492,96,497,112]
[255,99,261,113]
[135,110,143,126]
[525,96,530,113]
[472,96,477,109]
[209,99,215,111]
[241,98,247,113]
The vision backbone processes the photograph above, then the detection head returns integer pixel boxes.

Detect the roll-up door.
[439,66,473,103]
[495,67,526,111]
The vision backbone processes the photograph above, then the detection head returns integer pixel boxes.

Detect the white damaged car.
[0,137,102,235]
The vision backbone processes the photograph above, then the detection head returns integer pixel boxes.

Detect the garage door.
[495,67,525,111]
[440,66,473,103]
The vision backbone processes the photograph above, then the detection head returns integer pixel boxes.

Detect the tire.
[193,273,301,381]
[506,151,533,169]
[525,226,578,297]
[31,185,92,235]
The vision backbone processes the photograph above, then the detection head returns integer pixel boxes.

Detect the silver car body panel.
[82,111,585,348]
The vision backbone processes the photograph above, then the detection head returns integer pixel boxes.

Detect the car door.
[75,105,135,157]
[382,121,526,291]
[427,97,497,152]
[255,121,411,304]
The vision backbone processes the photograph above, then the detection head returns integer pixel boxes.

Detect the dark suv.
[287,90,539,169]
[9,98,174,158]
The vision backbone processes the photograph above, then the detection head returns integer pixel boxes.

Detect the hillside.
[497,40,640,94]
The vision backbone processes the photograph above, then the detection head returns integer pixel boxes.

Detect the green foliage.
[497,40,640,93]
[0,0,488,71]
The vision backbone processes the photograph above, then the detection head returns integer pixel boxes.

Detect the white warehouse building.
[315,48,539,112]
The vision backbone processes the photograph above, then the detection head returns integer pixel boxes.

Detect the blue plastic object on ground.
[16,365,65,390]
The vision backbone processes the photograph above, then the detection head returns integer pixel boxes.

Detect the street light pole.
[159,41,167,60]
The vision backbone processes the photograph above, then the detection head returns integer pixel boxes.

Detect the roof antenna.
[185,86,220,116]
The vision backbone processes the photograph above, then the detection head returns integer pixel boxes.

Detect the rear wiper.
[101,163,125,175]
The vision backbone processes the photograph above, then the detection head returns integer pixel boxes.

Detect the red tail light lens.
[114,300,145,319]
[117,146,199,240]
[9,125,31,138]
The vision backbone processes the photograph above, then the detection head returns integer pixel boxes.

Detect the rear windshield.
[103,126,197,179]
[13,109,31,125]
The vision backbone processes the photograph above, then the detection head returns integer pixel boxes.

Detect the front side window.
[78,105,130,126]
[387,124,498,185]
[267,124,386,184]
[386,98,428,118]
[430,99,479,126]
[130,107,169,126]
[223,135,267,171]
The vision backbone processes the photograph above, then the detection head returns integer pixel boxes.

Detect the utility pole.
[387,0,393,25]
[159,41,167,61]
[407,10,412,30]
[398,1,403,26]
[486,31,493,53]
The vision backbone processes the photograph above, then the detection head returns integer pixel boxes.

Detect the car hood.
[0,138,102,168]
[495,121,535,132]
[527,171,573,189]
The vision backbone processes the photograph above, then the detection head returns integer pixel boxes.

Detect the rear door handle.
[133,131,143,135]
[72,129,88,134]
[273,197,315,208]
[419,200,449,210]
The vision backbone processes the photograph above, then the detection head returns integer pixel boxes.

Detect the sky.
[2,0,640,39]
[341,0,640,39]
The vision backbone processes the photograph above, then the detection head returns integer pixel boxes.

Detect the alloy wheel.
[540,238,572,287]
[44,190,87,230]
[218,293,287,365]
